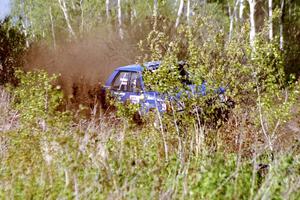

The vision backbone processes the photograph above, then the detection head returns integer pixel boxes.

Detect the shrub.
[11,70,71,130]
[0,18,26,85]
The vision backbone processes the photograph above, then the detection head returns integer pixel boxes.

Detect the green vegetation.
[0,72,299,198]
[0,19,26,85]
[0,0,300,199]
[1,30,300,200]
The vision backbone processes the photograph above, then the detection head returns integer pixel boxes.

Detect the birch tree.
[153,0,158,17]
[153,0,158,26]
[280,0,285,49]
[248,0,256,50]
[175,0,184,28]
[20,0,30,47]
[228,0,239,41]
[58,0,76,38]
[239,0,245,21]
[79,0,84,34]
[117,0,124,39]
[106,0,110,20]
[187,0,191,25]
[268,0,273,41]
[49,6,56,49]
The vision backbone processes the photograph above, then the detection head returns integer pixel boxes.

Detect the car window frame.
[111,70,142,92]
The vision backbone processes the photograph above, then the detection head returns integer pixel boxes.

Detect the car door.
[127,71,144,104]
[110,71,143,103]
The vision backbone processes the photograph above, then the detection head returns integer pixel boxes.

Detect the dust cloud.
[24,28,141,106]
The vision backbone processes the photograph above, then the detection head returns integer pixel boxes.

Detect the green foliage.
[252,38,300,130]
[136,11,299,154]
[0,68,299,199]
[11,70,71,129]
[0,18,26,85]
[1,113,299,199]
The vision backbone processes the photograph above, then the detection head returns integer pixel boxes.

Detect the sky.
[0,0,11,20]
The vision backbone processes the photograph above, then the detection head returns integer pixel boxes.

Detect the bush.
[0,18,26,85]
[10,70,71,130]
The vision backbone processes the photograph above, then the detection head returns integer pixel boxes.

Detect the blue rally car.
[101,61,230,115]
[101,62,167,114]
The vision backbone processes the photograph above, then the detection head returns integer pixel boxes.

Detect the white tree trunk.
[58,0,76,38]
[187,0,191,25]
[228,0,239,41]
[117,0,124,39]
[153,0,158,27]
[239,0,245,21]
[49,6,56,49]
[268,0,273,41]
[175,0,184,28]
[80,0,84,34]
[248,0,256,50]
[280,0,285,49]
[228,2,233,40]
[20,0,30,47]
[106,0,110,19]
[153,0,158,17]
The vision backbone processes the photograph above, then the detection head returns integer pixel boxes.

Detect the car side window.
[112,71,131,91]
[130,72,141,92]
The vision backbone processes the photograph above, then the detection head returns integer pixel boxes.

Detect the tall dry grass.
[1,83,300,199]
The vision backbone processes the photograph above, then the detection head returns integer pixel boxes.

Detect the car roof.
[116,61,161,72]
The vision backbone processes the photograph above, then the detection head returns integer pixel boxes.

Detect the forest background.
[0,0,300,199]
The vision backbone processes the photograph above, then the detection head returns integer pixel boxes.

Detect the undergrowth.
[0,68,299,199]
